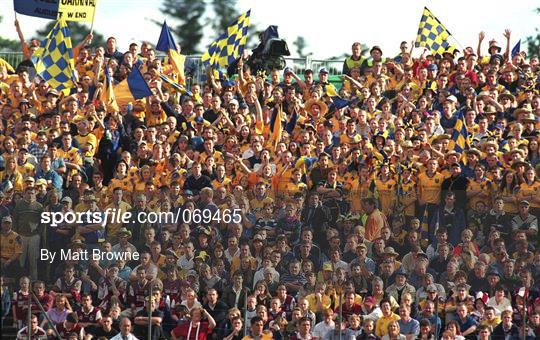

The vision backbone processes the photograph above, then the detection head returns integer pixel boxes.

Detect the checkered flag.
[32,19,76,91]
[415,7,457,56]
[202,9,251,69]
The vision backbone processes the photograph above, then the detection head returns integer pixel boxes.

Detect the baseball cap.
[84,194,97,202]
[487,270,501,278]
[319,67,329,74]
[395,267,408,277]
[61,196,72,204]
[283,66,293,74]
[222,80,235,88]
[445,95,458,103]
[47,89,60,97]
[363,296,376,305]
[426,284,437,293]
[2,216,12,223]
[35,178,47,186]
[370,46,383,55]
[427,63,438,71]
[322,263,333,271]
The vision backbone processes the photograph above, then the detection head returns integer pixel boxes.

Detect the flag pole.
[449,35,465,54]
[89,1,98,34]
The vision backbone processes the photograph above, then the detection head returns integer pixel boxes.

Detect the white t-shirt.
[487,296,512,315]
[312,320,335,339]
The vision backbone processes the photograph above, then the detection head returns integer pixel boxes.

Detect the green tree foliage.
[159,0,206,54]
[158,0,259,56]
[293,36,311,58]
[0,16,20,51]
[526,8,540,56]
[211,0,239,34]
[36,21,106,48]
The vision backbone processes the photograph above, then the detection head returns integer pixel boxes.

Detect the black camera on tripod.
[247,25,291,74]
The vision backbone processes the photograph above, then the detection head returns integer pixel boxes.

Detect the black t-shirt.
[85,325,118,338]
[183,175,212,195]
[134,309,164,340]
[203,109,220,123]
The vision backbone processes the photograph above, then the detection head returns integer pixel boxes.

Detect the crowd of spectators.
[0,19,539,339]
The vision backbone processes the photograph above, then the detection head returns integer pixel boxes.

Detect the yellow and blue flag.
[450,110,469,153]
[511,39,521,57]
[201,9,251,69]
[114,66,152,106]
[32,19,76,92]
[415,7,457,56]
[269,104,283,149]
[0,57,15,74]
[421,206,430,246]
[159,73,192,96]
[156,21,186,85]
[14,0,97,22]
[101,66,119,112]
[14,0,57,19]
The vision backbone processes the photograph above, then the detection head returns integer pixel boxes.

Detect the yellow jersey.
[417,172,444,204]
[0,230,22,260]
[374,177,397,216]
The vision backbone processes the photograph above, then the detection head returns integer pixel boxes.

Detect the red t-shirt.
[171,321,211,340]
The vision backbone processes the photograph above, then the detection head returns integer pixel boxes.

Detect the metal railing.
[283,56,344,75]
[0,51,25,68]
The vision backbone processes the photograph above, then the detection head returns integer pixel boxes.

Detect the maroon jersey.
[280,294,296,315]
[16,326,48,339]
[77,306,102,324]
[336,303,363,321]
[97,277,127,309]
[56,322,84,339]
[30,293,54,314]
[55,277,82,303]
[13,290,30,320]
[171,321,211,340]
[127,280,150,308]
[162,278,183,302]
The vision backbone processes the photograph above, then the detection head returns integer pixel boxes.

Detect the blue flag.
[14,0,58,19]
[511,39,521,57]
[114,66,152,106]
[156,21,177,52]
[155,21,186,85]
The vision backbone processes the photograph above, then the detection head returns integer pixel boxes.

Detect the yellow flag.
[168,50,186,86]
[57,0,97,22]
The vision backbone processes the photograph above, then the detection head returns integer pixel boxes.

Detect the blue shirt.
[35,168,63,191]
[457,315,478,333]
[51,157,66,173]
[398,318,420,336]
